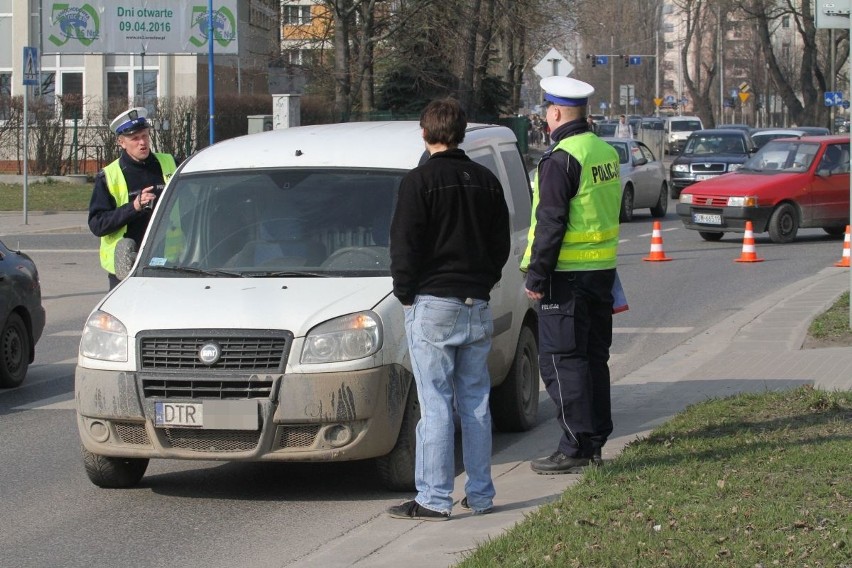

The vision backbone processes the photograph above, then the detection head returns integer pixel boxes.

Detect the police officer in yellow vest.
[521,76,621,474]
[88,107,177,289]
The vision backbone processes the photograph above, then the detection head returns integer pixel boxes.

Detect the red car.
[676,135,850,243]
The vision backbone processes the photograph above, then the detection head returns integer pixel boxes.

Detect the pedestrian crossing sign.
[23,47,39,86]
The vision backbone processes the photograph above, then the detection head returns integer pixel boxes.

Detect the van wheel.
[376,385,418,491]
[81,446,148,488]
[768,203,799,243]
[0,313,30,388]
[699,231,724,242]
[619,185,634,223]
[490,326,539,432]
[650,182,668,218]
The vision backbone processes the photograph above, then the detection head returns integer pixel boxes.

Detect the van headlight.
[80,310,128,362]
[301,311,382,364]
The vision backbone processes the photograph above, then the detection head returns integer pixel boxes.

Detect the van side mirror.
[114,238,138,281]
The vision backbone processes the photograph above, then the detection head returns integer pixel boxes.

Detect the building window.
[134,70,158,115]
[283,49,313,66]
[61,72,83,119]
[283,5,311,25]
[107,71,129,118]
[0,72,11,120]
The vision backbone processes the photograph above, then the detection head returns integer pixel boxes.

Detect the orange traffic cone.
[734,221,764,263]
[643,221,673,262]
[834,225,851,267]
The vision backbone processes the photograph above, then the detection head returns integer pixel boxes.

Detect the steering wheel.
[321,247,389,269]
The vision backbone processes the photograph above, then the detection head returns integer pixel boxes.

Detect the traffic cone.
[643,221,673,262]
[834,225,851,267]
[734,221,764,263]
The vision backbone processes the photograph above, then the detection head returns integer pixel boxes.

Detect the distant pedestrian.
[387,97,511,520]
[615,114,633,138]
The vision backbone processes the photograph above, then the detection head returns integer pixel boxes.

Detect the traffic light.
[587,53,596,67]
[624,55,629,67]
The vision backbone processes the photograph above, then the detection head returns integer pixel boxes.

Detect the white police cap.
[110,107,150,135]
[540,76,595,107]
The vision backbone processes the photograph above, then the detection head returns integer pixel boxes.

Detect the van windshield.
[670,120,702,132]
[138,169,403,277]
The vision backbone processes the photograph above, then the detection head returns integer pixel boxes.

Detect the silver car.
[603,137,669,222]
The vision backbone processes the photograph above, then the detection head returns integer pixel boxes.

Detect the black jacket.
[88,151,166,247]
[390,148,511,305]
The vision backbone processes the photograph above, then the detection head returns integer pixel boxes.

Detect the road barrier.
[834,225,851,267]
[643,221,673,262]
[734,221,765,263]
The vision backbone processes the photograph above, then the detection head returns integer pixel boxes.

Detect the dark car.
[750,128,806,149]
[676,135,850,243]
[595,120,618,137]
[669,128,757,199]
[0,239,45,387]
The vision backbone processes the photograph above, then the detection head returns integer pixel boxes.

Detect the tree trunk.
[459,0,482,111]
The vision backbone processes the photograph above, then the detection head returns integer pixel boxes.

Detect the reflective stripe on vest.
[99,153,177,274]
[521,132,621,272]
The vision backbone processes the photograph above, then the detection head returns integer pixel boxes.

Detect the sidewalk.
[3,211,851,568]
[291,266,852,568]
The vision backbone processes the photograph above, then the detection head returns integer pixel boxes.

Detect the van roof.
[181,121,516,173]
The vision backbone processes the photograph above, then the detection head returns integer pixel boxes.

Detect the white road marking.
[50,331,82,337]
[638,227,679,237]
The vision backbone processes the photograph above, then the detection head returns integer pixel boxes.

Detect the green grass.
[0,180,91,211]
[809,291,852,342]
[459,386,852,567]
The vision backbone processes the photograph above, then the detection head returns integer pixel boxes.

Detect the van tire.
[81,446,148,488]
[490,326,539,432]
[376,385,419,491]
[0,312,30,388]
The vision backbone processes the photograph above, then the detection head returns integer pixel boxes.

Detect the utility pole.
[610,35,614,118]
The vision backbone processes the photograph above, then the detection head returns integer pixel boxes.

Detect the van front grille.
[138,331,292,372]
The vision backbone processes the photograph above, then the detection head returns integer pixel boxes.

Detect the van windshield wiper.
[142,265,244,277]
[243,270,331,278]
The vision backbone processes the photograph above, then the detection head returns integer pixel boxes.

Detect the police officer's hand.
[133,186,157,212]
[525,288,543,301]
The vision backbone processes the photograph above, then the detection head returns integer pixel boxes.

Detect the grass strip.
[809,291,852,341]
[0,181,92,211]
[460,385,851,567]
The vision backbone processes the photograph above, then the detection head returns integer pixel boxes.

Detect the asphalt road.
[0,211,847,567]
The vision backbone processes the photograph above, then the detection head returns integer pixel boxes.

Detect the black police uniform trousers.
[536,269,616,458]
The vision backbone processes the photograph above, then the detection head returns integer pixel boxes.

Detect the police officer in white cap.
[520,76,622,474]
[88,107,177,289]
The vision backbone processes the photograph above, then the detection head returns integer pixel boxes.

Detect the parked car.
[663,115,703,154]
[669,128,757,199]
[750,128,806,150]
[676,135,850,243]
[834,116,849,133]
[640,117,665,131]
[595,120,618,137]
[602,137,669,222]
[0,239,45,388]
[795,126,831,136]
[75,121,540,491]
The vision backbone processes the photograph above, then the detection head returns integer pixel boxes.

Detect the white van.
[665,115,703,154]
[75,121,540,491]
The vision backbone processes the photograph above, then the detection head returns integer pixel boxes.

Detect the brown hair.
[420,98,467,146]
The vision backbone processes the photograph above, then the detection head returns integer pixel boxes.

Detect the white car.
[75,121,540,491]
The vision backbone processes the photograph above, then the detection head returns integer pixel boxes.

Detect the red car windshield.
[740,141,821,173]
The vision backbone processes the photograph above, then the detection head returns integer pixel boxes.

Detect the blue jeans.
[404,295,496,514]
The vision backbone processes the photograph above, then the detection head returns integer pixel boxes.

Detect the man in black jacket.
[387,98,510,521]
